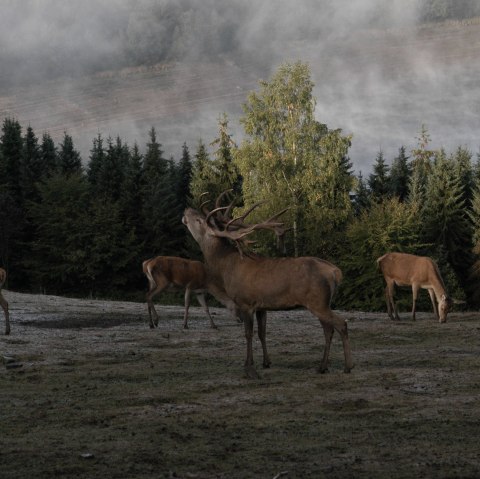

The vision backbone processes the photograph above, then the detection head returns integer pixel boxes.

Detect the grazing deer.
[143,256,218,329]
[0,268,10,335]
[182,192,353,378]
[377,252,454,323]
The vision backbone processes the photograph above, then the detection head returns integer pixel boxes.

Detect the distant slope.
[1,20,479,168]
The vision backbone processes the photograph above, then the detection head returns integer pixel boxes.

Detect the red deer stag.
[377,252,454,323]
[0,268,10,335]
[143,256,218,329]
[182,193,353,378]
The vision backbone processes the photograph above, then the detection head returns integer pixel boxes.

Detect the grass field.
[1,291,479,478]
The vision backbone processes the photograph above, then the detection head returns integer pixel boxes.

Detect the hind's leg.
[146,280,168,328]
[0,292,9,335]
[318,321,334,373]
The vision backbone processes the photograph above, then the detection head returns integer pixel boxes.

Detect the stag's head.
[438,294,453,323]
[182,191,289,257]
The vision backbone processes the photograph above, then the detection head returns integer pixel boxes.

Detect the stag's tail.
[142,260,157,291]
[0,268,6,290]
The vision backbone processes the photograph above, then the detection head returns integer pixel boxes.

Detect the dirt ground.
[1,290,480,479]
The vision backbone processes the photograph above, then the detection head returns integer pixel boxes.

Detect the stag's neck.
[200,237,244,272]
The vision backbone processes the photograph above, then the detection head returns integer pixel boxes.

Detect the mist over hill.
[1,0,479,173]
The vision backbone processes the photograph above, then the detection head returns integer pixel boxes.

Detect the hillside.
[1,20,480,167]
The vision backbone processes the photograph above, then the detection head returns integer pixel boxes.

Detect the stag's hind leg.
[0,292,9,335]
[241,311,259,379]
[256,311,271,368]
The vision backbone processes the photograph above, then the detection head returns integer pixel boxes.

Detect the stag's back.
[224,255,342,310]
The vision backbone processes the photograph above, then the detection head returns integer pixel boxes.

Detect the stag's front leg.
[256,311,271,368]
[242,311,258,379]
[183,288,192,329]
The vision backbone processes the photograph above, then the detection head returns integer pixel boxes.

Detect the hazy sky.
[0,0,479,173]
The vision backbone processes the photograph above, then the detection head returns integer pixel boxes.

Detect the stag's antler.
[203,190,289,256]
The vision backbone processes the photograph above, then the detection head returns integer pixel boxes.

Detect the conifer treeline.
[0,117,236,299]
[2,115,480,310]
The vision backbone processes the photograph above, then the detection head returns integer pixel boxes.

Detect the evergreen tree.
[142,128,183,258]
[452,146,474,208]
[87,133,105,191]
[58,132,82,175]
[388,146,411,201]
[39,132,58,178]
[143,127,167,181]
[21,126,42,203]
[27,173,91,292]
[410,124,434,190]
[302,129,354,257]
[468,175,480,305]
[210,113,241,198]
[352,171,371,216]
[177,142,193,211]
[96,136,129,201]
[82,197,140,295]
[190,139,216,207]
[0,118,25,284]
[337,198,422,310]
[368,150,390,202]
[423,150,472,286]
[0,117,23,204]
[121,142,144,232]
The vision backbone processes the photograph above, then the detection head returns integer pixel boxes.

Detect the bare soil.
[1,290,480,478]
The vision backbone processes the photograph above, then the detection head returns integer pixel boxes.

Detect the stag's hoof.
[344,364,354,373]
[244,365,260,379]
[263,362,271,369]
[5,329,10,336]
[183,325,189,330]
[211,324,218,330]
[317,367,329,374]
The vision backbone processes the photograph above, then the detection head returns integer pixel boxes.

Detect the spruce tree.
[0,118,25,284]
[0,117,23,204]
[352,171,371,216]
[142,128,183,258]
[21,126,42,203]
[177,142,192,211]
[58,132,82,175]
[210,113,241,198]
[87,133,105,192]
[40,133,58,178]
[388,146,411,201]
[96,136,129,201]
[452,146,474,208]
[368,150,390,202]
[190,139,216,207]
[423,150,472,286]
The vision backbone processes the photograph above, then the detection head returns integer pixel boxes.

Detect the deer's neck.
[431,278,447,302]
